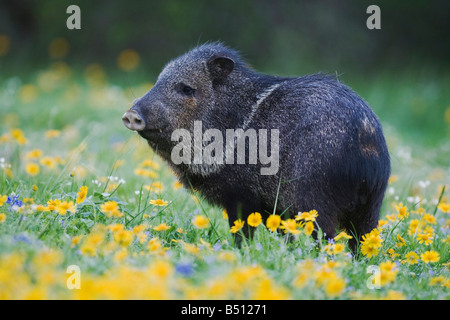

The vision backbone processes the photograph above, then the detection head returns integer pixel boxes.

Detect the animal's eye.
[182,85,195,96]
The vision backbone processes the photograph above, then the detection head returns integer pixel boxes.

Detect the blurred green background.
[1,0,449,149]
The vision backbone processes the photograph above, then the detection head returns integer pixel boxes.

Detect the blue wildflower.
[13,233,32,244]
[213,242,222,251]
[175,262,194,277]
[7,192,23,208]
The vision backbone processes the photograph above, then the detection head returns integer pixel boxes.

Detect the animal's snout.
[122,110,145,131]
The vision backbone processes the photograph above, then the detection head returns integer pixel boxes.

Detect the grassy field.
[0,60,449,300]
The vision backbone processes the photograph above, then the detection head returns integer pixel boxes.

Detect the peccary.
[122,43,390,249]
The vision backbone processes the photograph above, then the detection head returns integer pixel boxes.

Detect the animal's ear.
[207,56,235,83]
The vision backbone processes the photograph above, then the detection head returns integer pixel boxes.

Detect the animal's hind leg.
[345,200,381,253]
[225,198,261,247]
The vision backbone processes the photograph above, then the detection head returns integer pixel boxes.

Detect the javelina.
[122,43,390,249]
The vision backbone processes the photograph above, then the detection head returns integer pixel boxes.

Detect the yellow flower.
[422,213,436,224]
[192,215,210,229]
[113,248,128,262]
[280,219,302,235]
[71,235,83,247]
[23,198,34,204]
[32,250,63,269]
[222,209,228,220]
[25,163,40,176]
[108,223,125,233]
[251,278,290,300]
[334,231,353,241]
[147,237,163,252]
[420,250,440,263]
[417,233,433,245]
[117,49,140,71]
[100,200,123,218]
[25,149,43,160]
[437,202,450,213]
[18,84,38,104]
[140,159,160,170]
[4,166,13,179]
[218,251,237,263]
[388,175,398,184]
[334,243,346,254]
[385,214,396,222]
[296,209,318,222]
[182,241,201,255]
[132,224,146,234]
[247,212,262,227]
[324,243,334,255]
[173,181,183,191]
[153,223,170,231]
[113,229,134,247]
[45,129,60,139]
[47,199,61,210]
[113,159,125,170]
[39,156,57,170]
[442,235,450,244]
[429,276,450,288]
[0,213,6,223]
[148,259,174,279]
[48,37,69,59]
[55,201,76,215]
[360,228,383,258]
[304,221,314,236]
[0,34,11,56]
[325,243,346,255]
[361,228,383,248]
[396,234,407,247]
[230,219,245,233]
[76,186,88,204]
[149,199,168,206]
[80,242,97,257]
[379,261,398,286]
[293,271,310,289]
[144,181,164,193]
[135,231,148,244]
[360,243,380,258]
[377,219,388,228]
[266,215,281,232]
[324,277,346,298]
[395,203,409,220]
[0,195,7,207]
[412,207,426,216]
[35,204,50,212]
[407,219,421,235]
[315,267,339,286]
[134,168,158,179]
[404,251,419,265]
[10,129,26,145]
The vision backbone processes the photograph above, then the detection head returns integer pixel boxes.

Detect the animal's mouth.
[137,128,164,140]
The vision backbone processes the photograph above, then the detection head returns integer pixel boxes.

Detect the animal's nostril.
[122,110,145,131]
[122,116,131,125]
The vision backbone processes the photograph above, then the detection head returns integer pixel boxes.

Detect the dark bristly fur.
[122,43,391,250]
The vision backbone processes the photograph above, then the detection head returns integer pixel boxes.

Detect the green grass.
[0,63,449,299]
